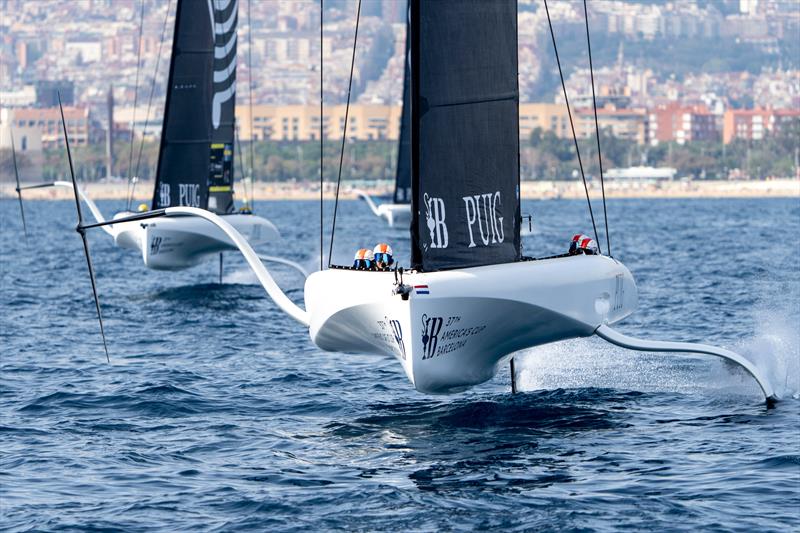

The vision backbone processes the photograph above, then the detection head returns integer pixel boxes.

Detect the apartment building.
[722,107,800,143]
[648,103,718,145]
[237,103,579,143]
[236,104,403,142]
[0,108,42,152]
[3,106,90,148]
[576,105,648,144]
[519,103,570,140]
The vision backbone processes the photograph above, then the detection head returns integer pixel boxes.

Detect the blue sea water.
[1,197,799,531]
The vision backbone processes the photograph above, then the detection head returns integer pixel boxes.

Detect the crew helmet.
[373,243,394,266]
[569,234,599,255]
[353,248,375,269]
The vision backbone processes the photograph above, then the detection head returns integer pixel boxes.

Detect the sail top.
[410,0,521,271]
[152,0,238,214]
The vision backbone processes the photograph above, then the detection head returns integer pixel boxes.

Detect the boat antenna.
[319,0,324,271]
[327,0,361,268]
[133,0,172,195]
[543,0,600,247]
[58,93,110,363]
[10,129,27,237]
[126,0,146,211]
[583,0,610,257]
[247,0,256,210]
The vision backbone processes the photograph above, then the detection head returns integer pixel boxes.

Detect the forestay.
[410,0,521,271]
[152,0,237,214]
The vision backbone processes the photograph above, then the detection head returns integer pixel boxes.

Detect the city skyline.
[1,0,799,181]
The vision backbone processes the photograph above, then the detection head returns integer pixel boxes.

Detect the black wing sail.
[393,19,411,205]
[410,0,521,271]
[152,0,237,214]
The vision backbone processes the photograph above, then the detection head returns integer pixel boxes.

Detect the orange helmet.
[353,248,374,269]
[373,243,394,267]
[354,248,374,261]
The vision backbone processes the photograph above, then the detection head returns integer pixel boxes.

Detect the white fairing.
[354,189,411,227]
[376,203,411,228]
[113,212,279,270]
[52,181,114,236]
[304,255,637,393]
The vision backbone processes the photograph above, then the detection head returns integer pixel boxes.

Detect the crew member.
[353,248,375,270]
[569,234,599,255]
[373,243,394,271]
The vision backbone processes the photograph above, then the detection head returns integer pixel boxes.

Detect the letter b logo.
[424,193,449,249]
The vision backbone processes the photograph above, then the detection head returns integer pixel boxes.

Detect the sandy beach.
[2,178,798,201]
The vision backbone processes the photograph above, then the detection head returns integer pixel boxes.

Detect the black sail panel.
[393,20,411,205]
[410,0,520,271]
[152,0,237,214]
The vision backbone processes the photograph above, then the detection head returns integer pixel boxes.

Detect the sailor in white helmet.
[569,234,599,255]
[353,248,375,270]
[373,243,394,271]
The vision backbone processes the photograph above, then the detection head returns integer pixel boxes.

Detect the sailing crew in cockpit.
[353,248,375,270]
[373,243,394,271]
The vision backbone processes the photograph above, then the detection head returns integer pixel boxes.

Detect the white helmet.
[373,243,394,266]
[569,234,599,255]
[353,248,375,268]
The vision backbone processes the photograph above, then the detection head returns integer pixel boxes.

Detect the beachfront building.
[722,107,800,143]
[604,166,678,182]
[0,108,42,152]
[238,103,586,143]
[1,106,90,148]
[647,103,719,146]
[519,103,571,140]
[236,104,403,142]
[112,106,163,141]
[575,104,648,145]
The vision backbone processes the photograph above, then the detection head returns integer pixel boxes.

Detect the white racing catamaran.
[15,0,300,275]
[64,0,777,403]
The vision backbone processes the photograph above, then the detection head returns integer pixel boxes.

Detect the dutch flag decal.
[414,285,430,295]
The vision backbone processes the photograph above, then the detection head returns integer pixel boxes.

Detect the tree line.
[3,119,797,184]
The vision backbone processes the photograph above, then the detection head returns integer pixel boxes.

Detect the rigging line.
[327,0,361,268]
[133,0,172,190]
[126,0,146,211]
[235,125,248,205]
[247,0,255,210]
[583,0,610,257]
[319,0,323,272]
[543,0,600,247]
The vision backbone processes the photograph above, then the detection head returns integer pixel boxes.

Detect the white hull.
[112,212,279,270]
[354,190,411,227]
[47,181,282,272]
[376,203,411,227]
[304,255,636,393]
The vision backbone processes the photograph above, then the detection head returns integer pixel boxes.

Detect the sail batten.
[425,92,518,110]
[410,0,521,271]
[152,0,237,214]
